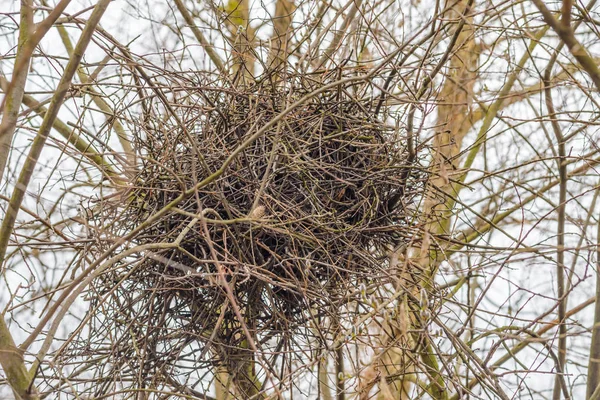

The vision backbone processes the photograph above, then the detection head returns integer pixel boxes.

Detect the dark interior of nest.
[91,77,425,363]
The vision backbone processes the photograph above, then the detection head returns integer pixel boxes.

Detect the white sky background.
[1,0,600,398]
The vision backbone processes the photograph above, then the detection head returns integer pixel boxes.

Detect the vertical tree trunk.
[267,0,296,73]
[586,218,600,399]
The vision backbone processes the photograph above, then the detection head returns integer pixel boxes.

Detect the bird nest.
[75,72,427,392]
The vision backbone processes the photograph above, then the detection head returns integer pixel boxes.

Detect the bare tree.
[1,0,600,399]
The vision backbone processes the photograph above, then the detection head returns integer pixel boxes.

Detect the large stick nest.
[74,72,428,391]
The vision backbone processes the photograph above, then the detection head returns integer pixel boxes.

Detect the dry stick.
[197,209,274,400]
[412,26,549,399]
[0,194,71,248]
[567,180,600,291]
[173,0,227,75]
[266,0,296,74]
[0,0,72,183]
[397,1,475,397]
[588,209,600,399]
[430,313,512,400]
[0,0,111,267]
[467,56,600,155]
[451,175,594,366]
[291,0,329,71]
[449,295,596,400]
[87,26,214,175]
[190,165,259,399]
[452,27,548,195]
[46,217,204,369]
[386,56,600,115]
[373,0,479,118]
[297,0,353,69]
[0,2,112,395]
[434,27,549,253]
[0,1,109,396]
[428,26,574,399]
[0,76,120,182]
[544,48,569,400]
[316,0,363,69]
[50,18,136,167]
[365,284,514,400]
[532,0,600,92]
[390,0,473,217]
[31,242,177,377]
[543,3,599,396]
[521,330,570,400]
[447,150,600,257]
